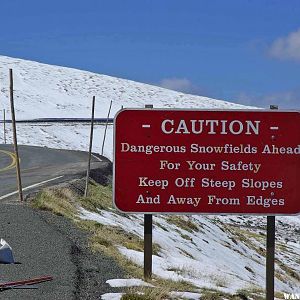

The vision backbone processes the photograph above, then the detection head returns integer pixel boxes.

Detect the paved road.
[0,202,124,300]
[0,145,125,299]
[0,144,108,199]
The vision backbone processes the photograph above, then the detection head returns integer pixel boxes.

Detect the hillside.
[0,56,299,299]
[0,55,251,120]
[0,55,254,160]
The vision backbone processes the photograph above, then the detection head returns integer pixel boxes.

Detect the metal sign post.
[144,213,152,280]
[144,104,153,280]
[266,104,278,300]
[266,215,275,300]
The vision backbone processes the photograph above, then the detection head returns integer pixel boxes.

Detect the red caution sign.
[114,109,300,215]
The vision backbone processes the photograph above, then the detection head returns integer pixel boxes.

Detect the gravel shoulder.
[0,200,125,300]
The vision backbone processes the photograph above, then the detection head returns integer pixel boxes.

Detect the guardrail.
[0,118,114,124]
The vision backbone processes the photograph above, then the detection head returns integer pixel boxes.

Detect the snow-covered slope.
[0,55,251,120]
[0,56,299,297]
[0,55,254,160]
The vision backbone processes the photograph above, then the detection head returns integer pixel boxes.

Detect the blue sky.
[1,0,300,108]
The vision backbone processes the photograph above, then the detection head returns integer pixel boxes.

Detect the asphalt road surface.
[0,203,125,300]
[0,145,124,299]
[0,144,108,199]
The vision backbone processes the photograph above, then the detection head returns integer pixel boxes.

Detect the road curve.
[0,144,124,300]
[0,144,109,199]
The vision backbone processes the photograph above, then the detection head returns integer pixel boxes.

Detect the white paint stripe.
[270,126,279,130]
[91,154,102,162]
[0,176,64,200]
[142,124,151,128]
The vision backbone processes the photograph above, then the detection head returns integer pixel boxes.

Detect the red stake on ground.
[0,276,53,290]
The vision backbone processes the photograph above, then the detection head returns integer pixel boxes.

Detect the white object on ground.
[170,291,202,299]
[0,239,14,264]
[106,278,154,288]
[101,292,124,300]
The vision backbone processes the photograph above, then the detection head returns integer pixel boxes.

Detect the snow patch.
[106,278,154,288]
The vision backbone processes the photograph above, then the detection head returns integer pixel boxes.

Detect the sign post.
[266,105,278,300]
[144,104,153,280]
[144,213,152,280]
[266,215,275,299]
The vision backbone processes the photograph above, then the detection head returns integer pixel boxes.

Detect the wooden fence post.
[9,69,23,201]
[84,96,96,197]
[101,100,112,156]
[3,109,6,144]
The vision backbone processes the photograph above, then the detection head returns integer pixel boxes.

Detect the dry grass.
[276,260,300,281]
[31,182,161,282]
[224,225,266,257]
[200,288,242,300]
[154,278,196,292]
[209,275,228,288]
[166,265,204,280]
[121,286,170,300]
[121,277,198,300]
[32,187,78,218]
[167,216,200,233]
[78,219,161,256]
[78,181,113,211]
[31,182,294,300]
[237,286,286,300]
